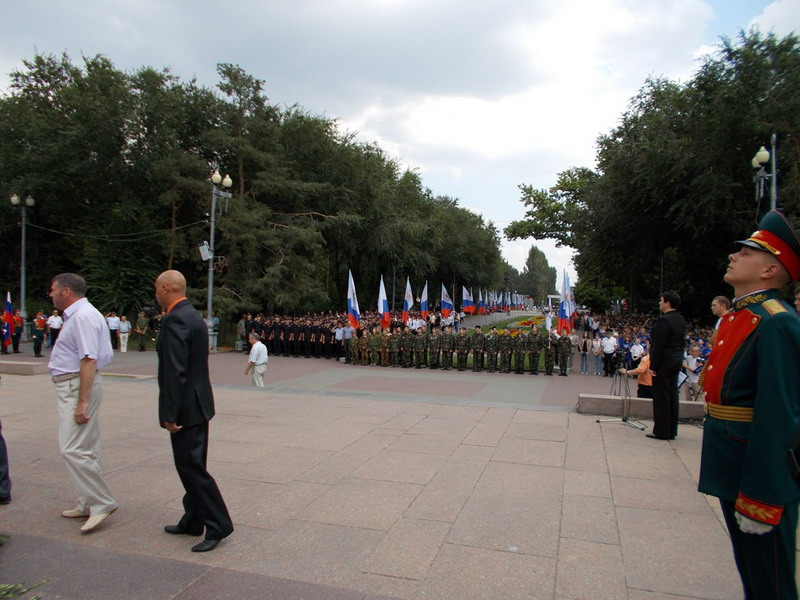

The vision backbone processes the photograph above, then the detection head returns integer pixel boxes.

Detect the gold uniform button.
[752,318,758,324]
[718,340,724,346]
[729,316,735,322]
[708,364,714,370]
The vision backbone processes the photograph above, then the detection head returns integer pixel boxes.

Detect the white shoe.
[80,507,117,533]
[62,508,89,518]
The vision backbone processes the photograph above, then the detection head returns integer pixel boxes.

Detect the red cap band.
[749,229,800,281]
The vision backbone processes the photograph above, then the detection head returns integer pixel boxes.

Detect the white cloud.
[750,0,800,36]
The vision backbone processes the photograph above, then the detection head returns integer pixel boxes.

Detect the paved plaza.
[0,342,747,599]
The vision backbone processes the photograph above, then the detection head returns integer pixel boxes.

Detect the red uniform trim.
[735,493,783,525]
[703,309,760,403]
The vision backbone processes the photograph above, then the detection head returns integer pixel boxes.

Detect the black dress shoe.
[164,524,203,536]
[191,538,222,552]
[645,433,668,440]
[0,497,11,505]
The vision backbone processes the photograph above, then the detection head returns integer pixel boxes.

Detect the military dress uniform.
[699,210,800,599]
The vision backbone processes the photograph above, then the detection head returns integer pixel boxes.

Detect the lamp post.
[205,170,232,350]
[10,194,35,333]
[752,133,778,211]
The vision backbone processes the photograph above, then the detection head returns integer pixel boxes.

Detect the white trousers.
[119,332,129,352]
[56,375,117,516]
[251,363,266,387]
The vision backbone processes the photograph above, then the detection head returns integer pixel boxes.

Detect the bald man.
[155,270,233,552]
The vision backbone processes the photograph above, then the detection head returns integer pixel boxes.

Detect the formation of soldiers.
[240,313,576,376]
[346,324,575,376]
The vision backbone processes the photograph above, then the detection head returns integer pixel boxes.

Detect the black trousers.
[11,330,21,352]
[652,355,681,439]
[721,499,798,600]
[170,422,233,540]
[0,420,11,501]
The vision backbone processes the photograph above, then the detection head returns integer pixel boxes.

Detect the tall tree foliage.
[0,53,508,317]
[506,31,800,317]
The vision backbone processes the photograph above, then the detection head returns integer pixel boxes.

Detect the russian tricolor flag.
[440,284,453,318]
[347,270,361,330]
[462,286,475,314]
[557,271,576,334]
[420,282,429,320]
[2,292,14,348]
[378,275,391,329]
[402,277,413,325]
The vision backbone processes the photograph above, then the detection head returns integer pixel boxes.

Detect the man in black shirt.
[648,290,687,440]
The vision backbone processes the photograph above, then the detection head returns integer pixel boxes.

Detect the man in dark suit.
[648,289,687,440]
[154,270,233,552]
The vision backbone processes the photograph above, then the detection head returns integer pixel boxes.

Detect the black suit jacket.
[649,310,686,374]
[157,299,215,428]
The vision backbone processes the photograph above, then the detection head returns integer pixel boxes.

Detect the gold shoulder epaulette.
[763,299,787,315]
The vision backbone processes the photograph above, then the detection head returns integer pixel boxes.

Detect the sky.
[2,0,798,292]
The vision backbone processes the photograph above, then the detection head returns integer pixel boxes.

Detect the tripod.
[596,364,647,430]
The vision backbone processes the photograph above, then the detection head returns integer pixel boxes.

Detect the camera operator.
[619,346,653,398]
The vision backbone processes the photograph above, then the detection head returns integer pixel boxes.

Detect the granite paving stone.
[404,460,485,523]
[299,476,423,530]
[555,538,628,600]
[492,437,567,468]
[0,345,748,600]
[360,517,451,580]
[560,493,620,545]
[351,449,449,485]
[417,543,557,600]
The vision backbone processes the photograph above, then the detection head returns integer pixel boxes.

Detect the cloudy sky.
[2,0,798,291]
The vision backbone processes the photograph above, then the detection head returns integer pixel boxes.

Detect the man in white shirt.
[244,332,268,387]
[601,331,619,377]
[630,337,645,369]
[47,309,63,348]
[48,273,117,533]
[105,311,120,350]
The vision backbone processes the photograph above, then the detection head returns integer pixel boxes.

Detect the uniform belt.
[705,403,754,422]
[52,372,80,383]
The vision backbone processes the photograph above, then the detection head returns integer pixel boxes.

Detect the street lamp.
[752,133,778,211]
[205,170,232,351]
[9,194,34,332]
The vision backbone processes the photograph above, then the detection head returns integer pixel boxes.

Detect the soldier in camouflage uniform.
[498,329,512,373]
[414,327,428,369]
[484,327,498,373]
[441,325,455,370]
[455,327,469,371]
[544,331,557,375]
[400,325,414,368]
[368,326,380,365]
[557,330,572,376]
[470,325,485,372]
[527,326,542,375]
[428,326,442,369]
[379,327,391,366]
[389,326,401,367]
[512,327,526,374]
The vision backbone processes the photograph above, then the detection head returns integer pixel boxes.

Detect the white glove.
[735,512,774,535]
